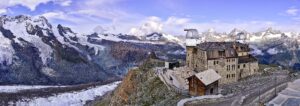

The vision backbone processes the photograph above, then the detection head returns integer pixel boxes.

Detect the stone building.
[185,30,259,85]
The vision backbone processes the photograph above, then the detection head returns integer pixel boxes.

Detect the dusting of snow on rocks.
[14,81,121,106]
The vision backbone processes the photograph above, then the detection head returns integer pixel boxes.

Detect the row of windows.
[226,65,236,71]
[226,74,236,78]
[226,58,235,62]
[214,59,235,66]
[199,51,205,57]
[213,61,219,65]
[237,64,246,69]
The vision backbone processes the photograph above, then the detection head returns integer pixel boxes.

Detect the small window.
[243,64,246,68]
[238,65,240,69]
[214,61,219,65]
[210,88,214,94]
[232,65,235,70]
[169,76,173,81]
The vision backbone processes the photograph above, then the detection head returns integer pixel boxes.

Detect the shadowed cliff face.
[0,15,185,85]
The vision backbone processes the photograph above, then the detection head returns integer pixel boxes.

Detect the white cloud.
[31,1,300,36]
[0,0,72,11]
[0,9,6,14]
[129,16,164,36]
[129,16,190,36]
[165,16,190,26]
[286,7,298,16]
[55,0,72,6]
[8,0,51,11]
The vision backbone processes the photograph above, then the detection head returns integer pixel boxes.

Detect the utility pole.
[275,75,277,95]
[258,87,261,105]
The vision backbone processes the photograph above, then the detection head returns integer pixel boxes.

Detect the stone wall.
[207,58,238,84]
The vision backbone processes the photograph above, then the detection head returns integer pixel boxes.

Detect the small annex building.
[187,69,221,96]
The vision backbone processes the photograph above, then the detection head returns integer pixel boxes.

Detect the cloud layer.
[1,0,300,36]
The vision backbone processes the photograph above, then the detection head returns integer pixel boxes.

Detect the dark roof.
[238,55,258,63]
[195,42,251,60]
[197,42,248,51]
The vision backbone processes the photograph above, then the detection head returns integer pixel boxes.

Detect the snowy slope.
[0,31,14,65]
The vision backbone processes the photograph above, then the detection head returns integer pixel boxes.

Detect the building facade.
[187,69,221,96]
[186,41,259,84]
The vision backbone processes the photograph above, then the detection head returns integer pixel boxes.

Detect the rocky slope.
[95,58,187,106]
[0,15,185,85]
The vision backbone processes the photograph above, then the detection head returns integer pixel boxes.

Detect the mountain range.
[0,15,300,85]
[0,15,185,85]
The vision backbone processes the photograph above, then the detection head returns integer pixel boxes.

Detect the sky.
[1,0,300,36]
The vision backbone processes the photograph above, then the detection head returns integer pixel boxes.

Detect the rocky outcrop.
[96,59,187,106]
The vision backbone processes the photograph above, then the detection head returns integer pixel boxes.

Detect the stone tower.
[184,29,200,68]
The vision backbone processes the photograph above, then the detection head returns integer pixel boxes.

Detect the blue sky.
[1,0,300,35]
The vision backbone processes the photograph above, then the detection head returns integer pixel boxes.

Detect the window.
[232,59,235,62]
[232,74,235,77]
[238,65,240,69]
[227,65,230,71]
[227,74,230,79]
[210,88,214,94]
[218,50,225,57]
[169,76,173,81]
[214,61,219,65]
[232,65,235,70]
[243,64,246,68]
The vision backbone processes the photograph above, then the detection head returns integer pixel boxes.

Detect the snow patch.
[267,48,279,55]
[0,31,14,64]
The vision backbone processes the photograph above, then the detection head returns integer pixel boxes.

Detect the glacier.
[12,81,121,106]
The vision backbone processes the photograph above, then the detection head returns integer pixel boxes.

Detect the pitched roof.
[194,69,221,86]
[197,42,248,51]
